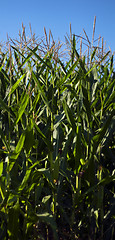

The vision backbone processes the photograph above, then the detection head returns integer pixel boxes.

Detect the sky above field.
[0,0,115,55]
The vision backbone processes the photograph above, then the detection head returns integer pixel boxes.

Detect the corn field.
[0,21,115,239]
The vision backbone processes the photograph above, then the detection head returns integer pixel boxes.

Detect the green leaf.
[32,71,51,112]
[0,68,10,82]
[90,47,97,62]
[11,45,25,59]
[80,158,86,165]
[63,99,76,130]
[58,58,67,75]
[9,132,25,171]
[28,47,52,69]
[9,73,26,96]
[11,132,25,160]
[81,174,115,200]
[93,110,115,145]
[104,91,115,109]
[71,34,76,64]
[59,60,78,87]
[15,92,29,124]
[74,123,82,173]
[18,169,31,191]
[85,51,110,77]
[20,46,38,68]
[98,174,115,186]
[0,161,3,176]
[42,195,51,204]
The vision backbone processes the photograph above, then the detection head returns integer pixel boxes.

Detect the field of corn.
[0,19,115,239]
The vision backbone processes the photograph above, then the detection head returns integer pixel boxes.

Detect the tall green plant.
[0,27,115,239]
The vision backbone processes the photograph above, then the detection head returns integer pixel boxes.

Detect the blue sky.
[0,0,115,54]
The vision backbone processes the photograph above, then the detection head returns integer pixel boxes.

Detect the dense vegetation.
[0,21,115,239]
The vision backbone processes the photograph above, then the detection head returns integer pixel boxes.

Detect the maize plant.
[0,22,115,240]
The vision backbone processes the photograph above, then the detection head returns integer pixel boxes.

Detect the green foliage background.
[0,25,115,239]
